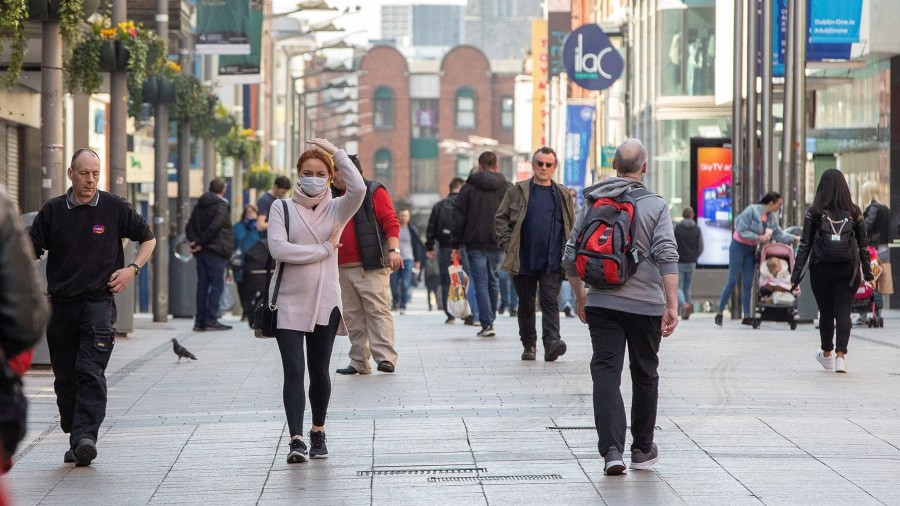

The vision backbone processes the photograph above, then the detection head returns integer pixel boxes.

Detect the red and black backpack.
[574,186,654,288]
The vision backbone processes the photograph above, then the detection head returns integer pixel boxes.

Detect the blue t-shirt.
[519,182,564,275]
[257,192,277,239]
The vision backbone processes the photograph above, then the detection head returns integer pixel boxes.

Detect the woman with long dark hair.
[715,192,797,326]
[791,169,873,373]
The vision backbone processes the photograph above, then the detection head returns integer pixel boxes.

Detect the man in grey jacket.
[563,138,679,476]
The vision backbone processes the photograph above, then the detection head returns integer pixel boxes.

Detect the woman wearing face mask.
[266,138,365,463]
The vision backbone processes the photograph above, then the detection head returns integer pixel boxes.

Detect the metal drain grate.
[429,474,563,483]
[357,467,486,476]
[547,426,661,431]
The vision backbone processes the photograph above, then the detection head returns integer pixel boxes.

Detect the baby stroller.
[853,245,884,328]
[752,242,799,330]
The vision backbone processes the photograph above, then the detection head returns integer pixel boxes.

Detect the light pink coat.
[267,150,365,333]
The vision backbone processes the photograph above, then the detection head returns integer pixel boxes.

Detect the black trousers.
[809,263,856,354]
[513,270,563,349]
[586,306,661,456]
[46,298,117,448]
[275,307,340,436]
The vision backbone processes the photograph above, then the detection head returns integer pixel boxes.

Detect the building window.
[500,96,513,129]
[411,98,439,138]
[373,87,395,129]
[456,155,472,177]
[456,88,476,129]
[659,6,715,97]
[410,158,438,194]
[374,149,393,191]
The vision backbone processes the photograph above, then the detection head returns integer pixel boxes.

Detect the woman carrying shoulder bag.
[791,168,873,374]
[267,138,365,463]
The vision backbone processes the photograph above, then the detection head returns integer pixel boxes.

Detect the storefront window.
[374,149,393,192]
[659,4,715,97]
[655,117,728,217]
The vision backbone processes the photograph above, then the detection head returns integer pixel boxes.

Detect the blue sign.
[563,24,624,91]
[564,105,594,194]
[809,0,862,44]
[770,0,857,77]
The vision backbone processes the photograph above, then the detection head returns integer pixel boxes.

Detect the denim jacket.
[734,204,795,245]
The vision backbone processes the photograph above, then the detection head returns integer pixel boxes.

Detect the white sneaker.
[816,351,834,370]
[835,357,847,373]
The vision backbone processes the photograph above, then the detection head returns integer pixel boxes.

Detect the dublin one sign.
[563,24,624,91]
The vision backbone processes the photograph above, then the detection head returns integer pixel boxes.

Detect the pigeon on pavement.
[171,338,197,362]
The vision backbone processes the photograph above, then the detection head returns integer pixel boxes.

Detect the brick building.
[356,44,519,212]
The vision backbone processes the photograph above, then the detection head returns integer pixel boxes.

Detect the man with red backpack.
[563,139,679,476]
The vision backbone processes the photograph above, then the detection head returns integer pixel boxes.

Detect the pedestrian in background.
[715,192,796,326]
[186,178,234,332]
[860,180,893,297]
[674,206,703,319]
[335,155,402,376]
[256,175,292,239]
[29,148,156,467]
[792,168,873,374]
[425,177,476,324]
[497,269,519,317]
[268,138,365,463]
[232,204,261,320]
[559,187,581,318]
[496,146,575,361]
[390,209,425,314]
[451,151,512,337]
[564,138,679,476]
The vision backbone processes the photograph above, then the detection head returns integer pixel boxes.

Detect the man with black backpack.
[563,138,679,476]
[426,177,476,325]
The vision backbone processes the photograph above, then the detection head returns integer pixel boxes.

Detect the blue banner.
[809,0,862,44]
[564,105,594,192]
[770,0,857,77]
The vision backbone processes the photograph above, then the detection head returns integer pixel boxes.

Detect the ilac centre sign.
[563,24,624,91]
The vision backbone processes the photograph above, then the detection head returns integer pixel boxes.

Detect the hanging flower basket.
[97,40,130,72]
[26,0,99,21]
[142,76,176,105]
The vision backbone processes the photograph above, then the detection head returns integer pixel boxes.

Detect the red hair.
[296,149,334,177]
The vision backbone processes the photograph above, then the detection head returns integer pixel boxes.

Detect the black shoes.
[604,446,626,475]
[714,313,723,326]
[544,339,567,362]
[476,325,496,337]
[73,438,96,467]
[498,305,506,315]
[308,431,328,459]
[445,316,456,324]
[287,438,309,463]
[377,361,395,373]
[509,309,518,317]
[193,326,206,332]
[336,365,360,375]
[463,315,475,326]
[63,448,75,463]
[207,322,233,331]
[741,317,753,326]
[564,305,574,318]
[521,346,536,361]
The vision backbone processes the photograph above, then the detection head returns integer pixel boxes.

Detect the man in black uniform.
[29,148,156,467]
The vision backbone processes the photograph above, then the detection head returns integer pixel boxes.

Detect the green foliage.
[0,0,28,87]
[245,163,276,191]
[216,127,261,166]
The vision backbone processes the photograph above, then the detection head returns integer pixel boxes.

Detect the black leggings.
[275,307,341,436]
[809,263,856,354]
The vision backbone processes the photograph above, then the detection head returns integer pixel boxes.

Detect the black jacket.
[407,224,427,263]
[792,209,873,287]
[864,201,892,247]
[425,192,458,251]
[450,171,511,251]
[674,218,703,263]
[186,191,233,259]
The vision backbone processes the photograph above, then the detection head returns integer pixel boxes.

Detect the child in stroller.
[753,242,800,329]
[853,245,884,328]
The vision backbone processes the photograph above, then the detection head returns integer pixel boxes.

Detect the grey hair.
[613,138,647,175]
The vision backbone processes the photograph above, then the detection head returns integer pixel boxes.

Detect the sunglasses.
[533,161,555,168]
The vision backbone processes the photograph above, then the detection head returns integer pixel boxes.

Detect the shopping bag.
[878,262,893,295]
[447,256,471,319]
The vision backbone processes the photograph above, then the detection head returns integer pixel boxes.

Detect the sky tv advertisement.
[690,138,732,267]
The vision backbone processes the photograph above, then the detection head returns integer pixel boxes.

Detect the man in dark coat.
[674,206,703,318]
[186,178,234,331]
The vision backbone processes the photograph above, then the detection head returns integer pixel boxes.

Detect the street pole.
[203,55,216,185]
[732,0,744,225]
[109,0,127,197]
[761,0,774,193]
[152,0,170,322]
[176,45,193,236]
[746,0,758,205]
[780,0,795,220]
[792,0,807,225]
[40,21,64,205]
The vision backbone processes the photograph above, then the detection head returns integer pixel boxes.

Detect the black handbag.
[251,200,289,338]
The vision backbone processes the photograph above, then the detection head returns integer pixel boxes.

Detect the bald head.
[71,148,101,169]
[613,138,647,176]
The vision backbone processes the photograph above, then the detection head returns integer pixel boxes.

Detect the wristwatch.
[388,248,400,254]
[129,263,141,275]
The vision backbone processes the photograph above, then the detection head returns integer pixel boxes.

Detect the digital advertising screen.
[690,138,732,267]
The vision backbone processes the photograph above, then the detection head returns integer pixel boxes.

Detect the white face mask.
[299,176,328,196]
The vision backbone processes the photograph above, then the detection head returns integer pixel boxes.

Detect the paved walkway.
[6,293,900,505]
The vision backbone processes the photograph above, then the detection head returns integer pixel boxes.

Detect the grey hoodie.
[562,177,679,316]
